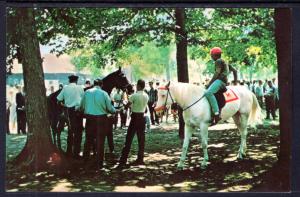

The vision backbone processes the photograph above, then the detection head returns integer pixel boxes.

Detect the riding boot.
[211,114,221,126]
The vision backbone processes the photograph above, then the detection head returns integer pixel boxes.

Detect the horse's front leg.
[199,122,209,169]
[177,125,193,170]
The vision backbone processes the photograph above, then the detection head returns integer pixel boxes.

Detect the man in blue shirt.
[80,78,116,170]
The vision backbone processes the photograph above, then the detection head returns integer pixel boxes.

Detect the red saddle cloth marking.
[223,89,239,103]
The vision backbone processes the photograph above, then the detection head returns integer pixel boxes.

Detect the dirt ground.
[6,119,280,192]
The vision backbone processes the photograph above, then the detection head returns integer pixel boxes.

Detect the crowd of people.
[233,78,279,120]
[6,73,279,170]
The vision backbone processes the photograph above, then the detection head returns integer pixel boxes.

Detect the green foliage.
[7,7,277,79]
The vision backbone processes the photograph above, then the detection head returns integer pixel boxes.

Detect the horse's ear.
[118,66,121,72]
[166,81,170,88]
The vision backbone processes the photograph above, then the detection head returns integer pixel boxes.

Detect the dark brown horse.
[48,67,134,149]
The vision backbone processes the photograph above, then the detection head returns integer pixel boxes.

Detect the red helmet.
[210,47,222,55]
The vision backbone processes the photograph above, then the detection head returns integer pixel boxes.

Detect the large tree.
[9,8,69,171]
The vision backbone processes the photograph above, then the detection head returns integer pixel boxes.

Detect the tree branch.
[112,25,176,50]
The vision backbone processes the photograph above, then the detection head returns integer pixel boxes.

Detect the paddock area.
[6,119,279,192]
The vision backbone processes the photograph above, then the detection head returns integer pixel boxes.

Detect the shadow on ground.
[6,120,280,192]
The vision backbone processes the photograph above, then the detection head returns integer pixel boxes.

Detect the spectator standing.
[112,88,123,129]
[272,78,279,113]
[255,80,264,109]
[120,90,129,129]
[16,86,26,134]
[146,81,159,125]
[80,79,116,169]
[57,74,84,158]
[264,80,276,120]
[117,79,149,168]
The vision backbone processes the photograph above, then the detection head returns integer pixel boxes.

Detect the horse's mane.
[167,81,206,92]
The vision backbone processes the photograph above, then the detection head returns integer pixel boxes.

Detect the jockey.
[205,47,237,125]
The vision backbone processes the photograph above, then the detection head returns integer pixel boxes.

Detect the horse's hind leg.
[232,113,248,159]
[199,122,209,169]
[177,125,193,169]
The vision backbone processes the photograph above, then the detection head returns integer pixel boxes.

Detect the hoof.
[177,163,185,170]
[237,153,246,160]
[200,161,208,170]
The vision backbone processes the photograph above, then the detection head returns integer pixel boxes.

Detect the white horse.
[154,81,261,169]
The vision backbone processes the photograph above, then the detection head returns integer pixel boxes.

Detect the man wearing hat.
[205,47,237,125]
[57,74,84,158]
[84,79,92,91]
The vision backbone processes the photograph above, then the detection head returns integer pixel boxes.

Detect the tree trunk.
[175,8,188,140]
[252,8,291,192]
[274,8,291,191]
[13,8,68,172]
[175,8,189,83]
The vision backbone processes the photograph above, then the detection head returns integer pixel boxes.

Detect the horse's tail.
[248,92,262,127]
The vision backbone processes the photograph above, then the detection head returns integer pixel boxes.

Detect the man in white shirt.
[112,88,123,129]
[117,79,149,169]
[57,74,84,158]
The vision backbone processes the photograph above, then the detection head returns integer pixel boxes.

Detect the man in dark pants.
[80,79,116,169]
[106,115,115,153]
[57,75,84,158]
[146,81,159,125]
[16,86,26,134]
[265,80,276,120]
[116,79,149,169]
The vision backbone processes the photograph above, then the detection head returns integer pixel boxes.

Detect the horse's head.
[155,81,174,117]
[102,67,134,95]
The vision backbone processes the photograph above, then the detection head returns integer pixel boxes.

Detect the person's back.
[82,86,115,116]
[58,83,84,108]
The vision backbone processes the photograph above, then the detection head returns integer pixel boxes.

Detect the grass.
[6,119,280,192]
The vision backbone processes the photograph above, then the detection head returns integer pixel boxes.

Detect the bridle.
[157,83,205,112]
[157,86,176,112]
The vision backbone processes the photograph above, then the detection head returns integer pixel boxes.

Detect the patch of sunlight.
[6,189,19,192]
[124,180,139,185]
[146,166,160,170]
[218,184,252,192]
[35,172,47,177]
[114,185,166,192]
[259,169,267,173]
[47,174,55,178]
[223,154,238,162]
[208,143,226,148]
[173,181,198,192]
[20,175,27,179]
[145,152,170,162]
[19,183,30,187]
[211,123,236,131]
[266,146,277,150]
[250,152,275,160]
[51,179,73,192]
[224,172,253,182]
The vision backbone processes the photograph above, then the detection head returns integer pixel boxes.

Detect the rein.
[159,85,205,112]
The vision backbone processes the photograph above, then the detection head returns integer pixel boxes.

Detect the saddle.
[214,86,227,113]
